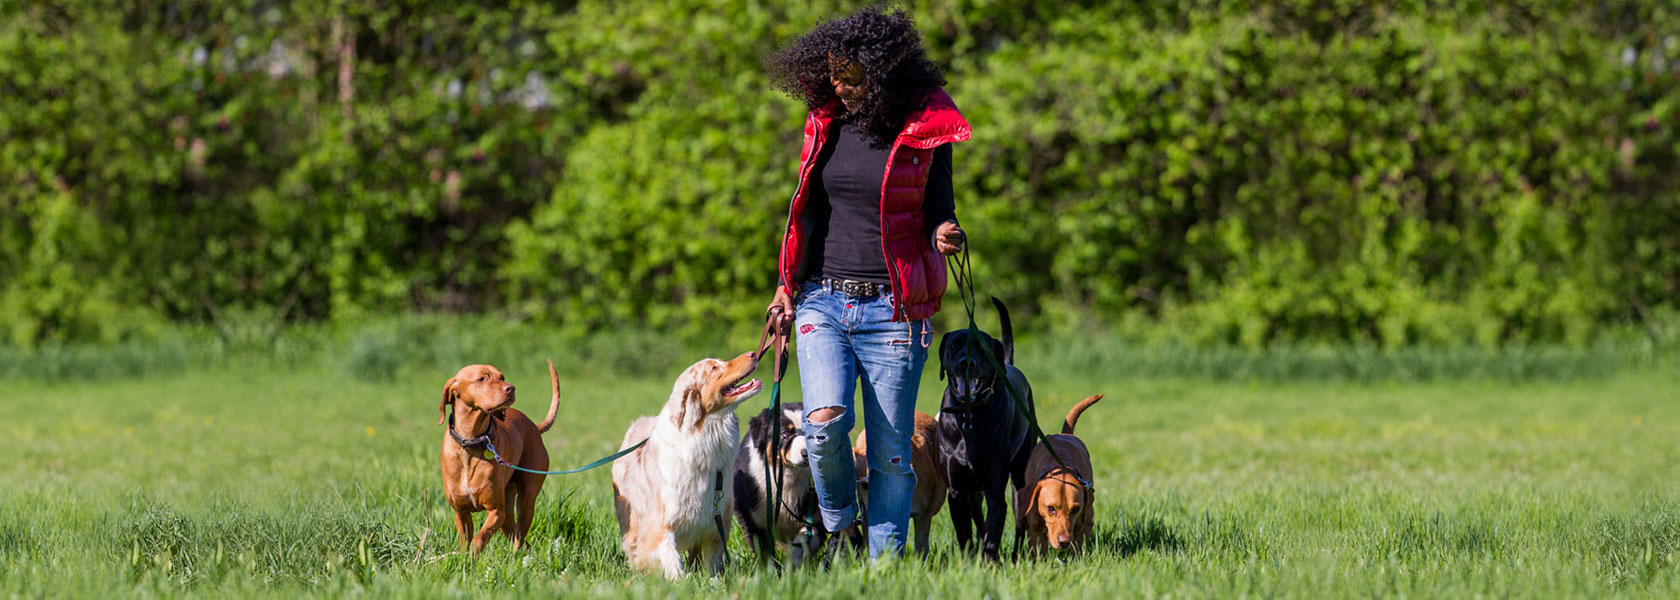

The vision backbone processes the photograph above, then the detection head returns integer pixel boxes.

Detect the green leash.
[945,245,1095,561]
[484,437,647,475]
[755,306,793,565]
[944,245,1090,488]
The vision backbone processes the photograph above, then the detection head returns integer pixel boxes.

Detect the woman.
[765,6,969,560]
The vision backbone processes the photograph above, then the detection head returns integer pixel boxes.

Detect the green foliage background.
[3,1,1677,348]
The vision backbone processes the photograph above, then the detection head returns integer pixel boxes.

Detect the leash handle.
[756,304,791,383]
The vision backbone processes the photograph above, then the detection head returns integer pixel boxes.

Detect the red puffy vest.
[778,88,972,322]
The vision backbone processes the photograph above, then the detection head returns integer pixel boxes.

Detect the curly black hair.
[766,5,946,148]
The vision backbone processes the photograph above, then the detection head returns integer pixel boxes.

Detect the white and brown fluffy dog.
[611,352,762,579]
[732,401,821,566]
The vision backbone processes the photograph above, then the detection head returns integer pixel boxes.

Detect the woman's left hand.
[934,220,965,256]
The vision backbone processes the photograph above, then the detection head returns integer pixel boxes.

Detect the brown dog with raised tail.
[1015,394,1102,557]
[438,360,562,555]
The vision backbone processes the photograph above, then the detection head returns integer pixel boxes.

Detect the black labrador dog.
[936,297,1035,561]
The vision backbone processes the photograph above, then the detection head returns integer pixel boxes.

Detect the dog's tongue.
[726,379,762,397]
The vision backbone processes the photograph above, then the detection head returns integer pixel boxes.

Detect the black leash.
[713,470,729,559]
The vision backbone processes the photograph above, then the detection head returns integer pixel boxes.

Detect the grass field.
[3,340,1678,598]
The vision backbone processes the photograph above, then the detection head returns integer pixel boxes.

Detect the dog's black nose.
[503,384,514,394]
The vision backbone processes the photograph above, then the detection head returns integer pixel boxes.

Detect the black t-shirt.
[801,117,956,285]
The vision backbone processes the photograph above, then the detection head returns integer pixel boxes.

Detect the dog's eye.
[476,375,486,382]
[1046,506,1056,515]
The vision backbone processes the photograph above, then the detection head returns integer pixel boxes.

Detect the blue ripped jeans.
[794,280,928,559]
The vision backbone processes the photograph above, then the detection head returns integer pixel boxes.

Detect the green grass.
[3,343,1678,597]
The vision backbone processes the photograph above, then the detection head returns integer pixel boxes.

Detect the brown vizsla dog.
[438,360,561,555]
[1015,394,1103,557]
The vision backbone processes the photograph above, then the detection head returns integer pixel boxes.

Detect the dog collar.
[446,412,495,451]
[939,403,979,430]
[1045,467,1095,493]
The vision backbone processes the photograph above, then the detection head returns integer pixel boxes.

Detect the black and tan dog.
[936,297,1035,561]
[732,401,824,567]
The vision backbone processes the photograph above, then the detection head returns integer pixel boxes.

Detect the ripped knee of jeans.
[808,406,845,424]
[802,407,852,452]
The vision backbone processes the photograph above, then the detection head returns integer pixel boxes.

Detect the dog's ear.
[937,331,956,361]
[1024,480,1046,528]
[671,387,690,426]
[674,386,703,430]
[1081,482,1095,524]
[745,407,769,444]
[438,378,457,426]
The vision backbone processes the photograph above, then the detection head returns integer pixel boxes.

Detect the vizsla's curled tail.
[1062,394,1104,435]
[537,358,561,434]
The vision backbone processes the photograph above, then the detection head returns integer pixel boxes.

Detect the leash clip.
[712,471,728,515]
[484,441,509,466]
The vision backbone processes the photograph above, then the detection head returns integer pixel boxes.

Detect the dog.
[853,410,947,558]
[936,296,1036,561]
[732,401,825,567]
[611,352,762,579]
[1015,394,1102,557]
[438,361,562,555]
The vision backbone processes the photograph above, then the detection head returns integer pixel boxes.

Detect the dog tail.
[991,296,1014,365]
[1062,394,1103,435]
[536,358,562,434]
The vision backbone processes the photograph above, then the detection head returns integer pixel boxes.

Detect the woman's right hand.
[768,287,795,330]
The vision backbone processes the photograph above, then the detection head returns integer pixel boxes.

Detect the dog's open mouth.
[723,378,762,398]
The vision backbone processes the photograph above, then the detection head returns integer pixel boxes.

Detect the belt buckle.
[841,280,875,297]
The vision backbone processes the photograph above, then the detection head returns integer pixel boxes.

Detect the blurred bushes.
[1,1,1677,349]
[0,312,1661,384]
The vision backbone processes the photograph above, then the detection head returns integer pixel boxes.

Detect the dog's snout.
[502,384,514,394]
